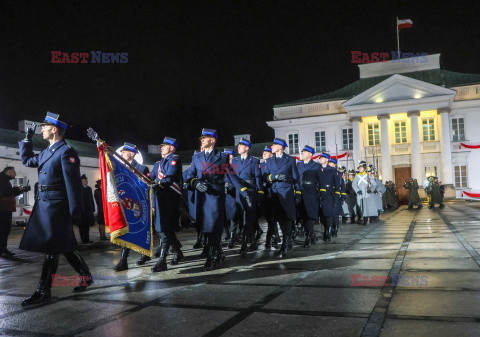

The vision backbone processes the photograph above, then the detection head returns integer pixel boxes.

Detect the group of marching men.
[114,128,398,273]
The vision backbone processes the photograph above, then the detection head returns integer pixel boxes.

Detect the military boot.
[170,242,184,265]
[303,231,311,248]
[64,251,93,293]
[22,255,59,308]
[204,245,216,271]
[136,254,151,266]
[152,244,169,272]
[114,248,130,272]
[193,232,203,249]
[239,236,248,258]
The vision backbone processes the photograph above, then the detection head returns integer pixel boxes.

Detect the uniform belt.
[302,181,315,185]
[38,184,63,191]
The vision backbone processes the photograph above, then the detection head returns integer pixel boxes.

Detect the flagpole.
[396,17,400,56]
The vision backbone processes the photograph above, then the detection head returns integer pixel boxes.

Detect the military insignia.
[171,160,176,166]
[69,157,76,163]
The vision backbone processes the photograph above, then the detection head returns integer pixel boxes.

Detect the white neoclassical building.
[267,54,480,202]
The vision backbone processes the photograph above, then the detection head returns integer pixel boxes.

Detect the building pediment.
[343,74,456,107]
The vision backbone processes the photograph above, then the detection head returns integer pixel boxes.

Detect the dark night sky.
[1,1,479,150]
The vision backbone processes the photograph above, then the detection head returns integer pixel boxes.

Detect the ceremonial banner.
[98,142,153,256]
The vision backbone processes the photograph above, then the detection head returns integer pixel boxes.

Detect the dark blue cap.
[121,142,138,154]
[162,137,178,148]
[329,158,337,164]
[302,145,315,155]
[41,112,68,130]
[320,152,330,159]
[200,128,217,139]
[238,138,251,147]
[273,138,287,147]
[223,148,234,155]
[263,146,272,153]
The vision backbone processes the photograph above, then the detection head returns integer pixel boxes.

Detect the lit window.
[422,118,435,141]
[315,131,326,152]
[454,165,468,188]
[288,133,299,154]
[342,128,353,150]
[394,121,407,144]
[425,166,437,179]
[451,117,465,142]
[367,123,380,146]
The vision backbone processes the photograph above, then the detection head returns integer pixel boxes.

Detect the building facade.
[267,54,480,201]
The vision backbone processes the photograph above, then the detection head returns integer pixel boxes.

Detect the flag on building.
[98,142,153,256]
[397,19,413,30]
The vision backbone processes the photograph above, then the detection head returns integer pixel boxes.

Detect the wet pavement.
[1,201,480,336]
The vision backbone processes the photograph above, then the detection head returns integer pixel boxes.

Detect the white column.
[378,113,392,181]
[408,110,422,183]
[351,117,362,164]
[439,107,453,184]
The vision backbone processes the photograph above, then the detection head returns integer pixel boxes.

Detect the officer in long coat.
[261,138,301,258]
[352,161,378,225]
[404,178,422,210]
[230,138,263,255]
[150,137,183,272]
[317,153,340,241]
[114,142,151,271]
[260,146,279,249]
[328,158,344,237]
[296,145,321,247]
[18,112,93,307]
[426,177,445,209]
[185,128,247,270]
[345,169,358,223]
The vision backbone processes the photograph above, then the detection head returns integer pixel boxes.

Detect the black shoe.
[152,246,169,272]
[240,241,248,258]
[136,255,151,266]
[363,218,368,226]
[303,233,311,248]
[2,249,15,257]
[418,204,423,209]
[74,275,93,293]
[82,240,93,244]
[171,249,184,265]
[152,259,168,272]
[203,246,216,271]
[248,240,258,252]
[193,240,203,249]
[275,244,287,258]
[439,204,445,209]
[350,218,356,224]
[21,290,51,307]
[114,249,129,272]
[429,205,434,209]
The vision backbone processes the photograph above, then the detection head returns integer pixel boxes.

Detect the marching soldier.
[338,166,349,224]
[230,138,263,255]
[404,178,422,210]
[223,148,240,249]
[261,138,301,257]
[296,145,321,247]
[185,128,248,270]
[114,142,151,272]
[260,146,280,249]
[352,161,378,225]
[383,181,399,211]
[317,153,339,241]
[371,167,384,222]
[18,112,93,307]
[328,158,344,237]
[426,176,445,209]
[150,137,184,272]
[345,169,358,223]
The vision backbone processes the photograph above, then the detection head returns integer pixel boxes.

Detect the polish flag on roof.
[397,19,413,30]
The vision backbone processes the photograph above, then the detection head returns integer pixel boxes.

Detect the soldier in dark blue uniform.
[18,112,93,307]
[260,146,279,249]
[328,158,344,237]
[114,143,151,271]
[261,138,301,258]
[185,129,248,270]
[150,137,183,272]
[80,174,95,243]
[296,145,321,248]
[230,138,263,255]
[317,153,339,242]
[223,148,240,249]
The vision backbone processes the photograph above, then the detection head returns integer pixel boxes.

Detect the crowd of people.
[0,112,447,308]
